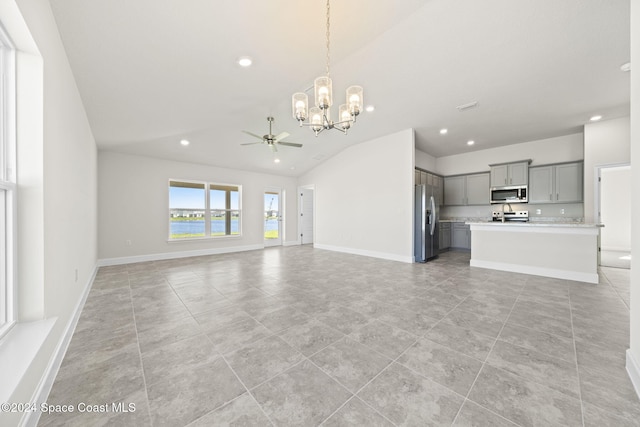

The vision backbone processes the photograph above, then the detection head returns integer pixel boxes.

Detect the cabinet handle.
[556,193,559,201]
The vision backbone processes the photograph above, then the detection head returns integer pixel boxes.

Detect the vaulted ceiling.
[49,0,630,176]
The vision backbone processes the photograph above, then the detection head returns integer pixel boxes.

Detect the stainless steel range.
[492,210,529,222]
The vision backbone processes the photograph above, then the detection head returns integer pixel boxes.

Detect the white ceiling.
[49,0,630,176]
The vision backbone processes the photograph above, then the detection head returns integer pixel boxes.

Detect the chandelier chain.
[325,0,330,77]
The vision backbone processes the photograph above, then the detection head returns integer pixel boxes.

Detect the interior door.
[264,190,282,246]
[300,188,314,244]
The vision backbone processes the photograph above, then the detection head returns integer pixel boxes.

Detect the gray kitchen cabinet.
[439,222,451,251]
[555,162,583,202]
[444,173,489,206]
[529,162,583,203]
[465,173,490,205]
[451,222,470,249]
[490,161,529,187]
[444,176,465,206]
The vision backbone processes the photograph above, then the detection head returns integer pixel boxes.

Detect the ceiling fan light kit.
[291,0,364,136]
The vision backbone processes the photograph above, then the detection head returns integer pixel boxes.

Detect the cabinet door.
[490,165,508,187]
[529,166,554,203]
[451,223,469,248]
[508,162,528,186]
[444,176,466,206]
[555,163,582,202]
[465,173,490,205]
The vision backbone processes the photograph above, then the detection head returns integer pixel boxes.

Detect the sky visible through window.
[169,186,239,209]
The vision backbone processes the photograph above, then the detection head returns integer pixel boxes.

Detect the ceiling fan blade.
[270,144,278,153]
[274,132,290,142]
[242,130,264,140]
[240,142,262,146]
[278,141,303,148]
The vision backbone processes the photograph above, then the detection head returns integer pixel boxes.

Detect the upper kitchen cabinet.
[529,162,583,203]
[444,173,490,206]
[490,160,530,187]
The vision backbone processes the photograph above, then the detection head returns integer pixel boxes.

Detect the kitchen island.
[466,221,602,284]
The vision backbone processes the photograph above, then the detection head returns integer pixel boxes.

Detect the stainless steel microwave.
[490,185,528,204]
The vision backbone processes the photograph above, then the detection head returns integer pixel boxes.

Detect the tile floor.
[38,247,639,426]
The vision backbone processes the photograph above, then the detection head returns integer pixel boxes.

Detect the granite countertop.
[464,220,603,228]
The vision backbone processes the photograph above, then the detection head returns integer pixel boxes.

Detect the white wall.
[628,0,640,400]
[436,133,584,176]
[584,116,630,223]
[600,166,631,251]
[415,148,436,172]
[1,1,98,425]
[299,129,415,262]
[98,151,298,262]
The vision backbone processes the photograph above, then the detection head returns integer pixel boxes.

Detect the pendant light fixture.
[291,0,364,136]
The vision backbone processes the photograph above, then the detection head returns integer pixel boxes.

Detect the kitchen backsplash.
[441,202,584,221]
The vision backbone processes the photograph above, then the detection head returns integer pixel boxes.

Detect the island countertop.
[464,221,603,228]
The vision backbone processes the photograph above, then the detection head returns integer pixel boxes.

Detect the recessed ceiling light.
[238,57,252,67]
[467,140,475,146]
[620,62,631,72]
[590,115,602,122]
[440,128,448,135]
[365,105,375,112]
[180,139,190,146]
[274,158,280,163]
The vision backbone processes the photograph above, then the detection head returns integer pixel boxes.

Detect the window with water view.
[169,180,241,239]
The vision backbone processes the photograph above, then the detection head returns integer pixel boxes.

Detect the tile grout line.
[568,282,587,427]
[450,273,527,426]
[126,269,155,426]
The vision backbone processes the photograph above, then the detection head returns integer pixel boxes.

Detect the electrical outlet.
[560,209,565,215]
[126,239,132,246]
[536,209,541,215]
[75,268,79,282]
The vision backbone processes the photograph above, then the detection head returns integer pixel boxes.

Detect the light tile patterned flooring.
[38,247,639,426]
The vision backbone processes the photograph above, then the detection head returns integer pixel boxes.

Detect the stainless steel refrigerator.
[414,182,439,262]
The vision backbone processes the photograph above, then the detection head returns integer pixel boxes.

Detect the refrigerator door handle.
[429,196,436,236]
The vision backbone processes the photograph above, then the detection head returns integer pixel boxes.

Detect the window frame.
[168,180,242,241]
[0,24,17,339]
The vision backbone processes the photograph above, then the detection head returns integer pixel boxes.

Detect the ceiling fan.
[241,117,302,152]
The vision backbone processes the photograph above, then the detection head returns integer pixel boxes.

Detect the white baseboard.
[470,259,599,284]
[283,240,300,247]
[98,244,264,266]
[20,265,98,427]
[627,349,640,401]
[601,246,632,252]
[314,243,414,263]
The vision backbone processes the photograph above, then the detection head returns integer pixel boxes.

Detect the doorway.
[264,189,282,246]
[596,164,631,268]
[299,187,314,245]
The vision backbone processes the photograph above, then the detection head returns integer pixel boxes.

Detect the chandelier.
[291,0,364,136]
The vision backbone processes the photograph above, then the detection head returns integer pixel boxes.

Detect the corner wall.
[1,1,98,425]
[298,129,415,262]
[584,116,631,223]
[628,0,640,400]
[98,151,299,263]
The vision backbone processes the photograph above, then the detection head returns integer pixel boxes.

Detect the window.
[0,25,16,336]
[169,180,241,239]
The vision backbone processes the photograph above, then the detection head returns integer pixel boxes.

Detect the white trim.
[0,318,56,406]
[298,185,315,246]
[627,349,640,401]
[470,259,599,284]
[283,240,300,247]
[314,243,414,263]
[98,244,264,267]
[21,265,98,427]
